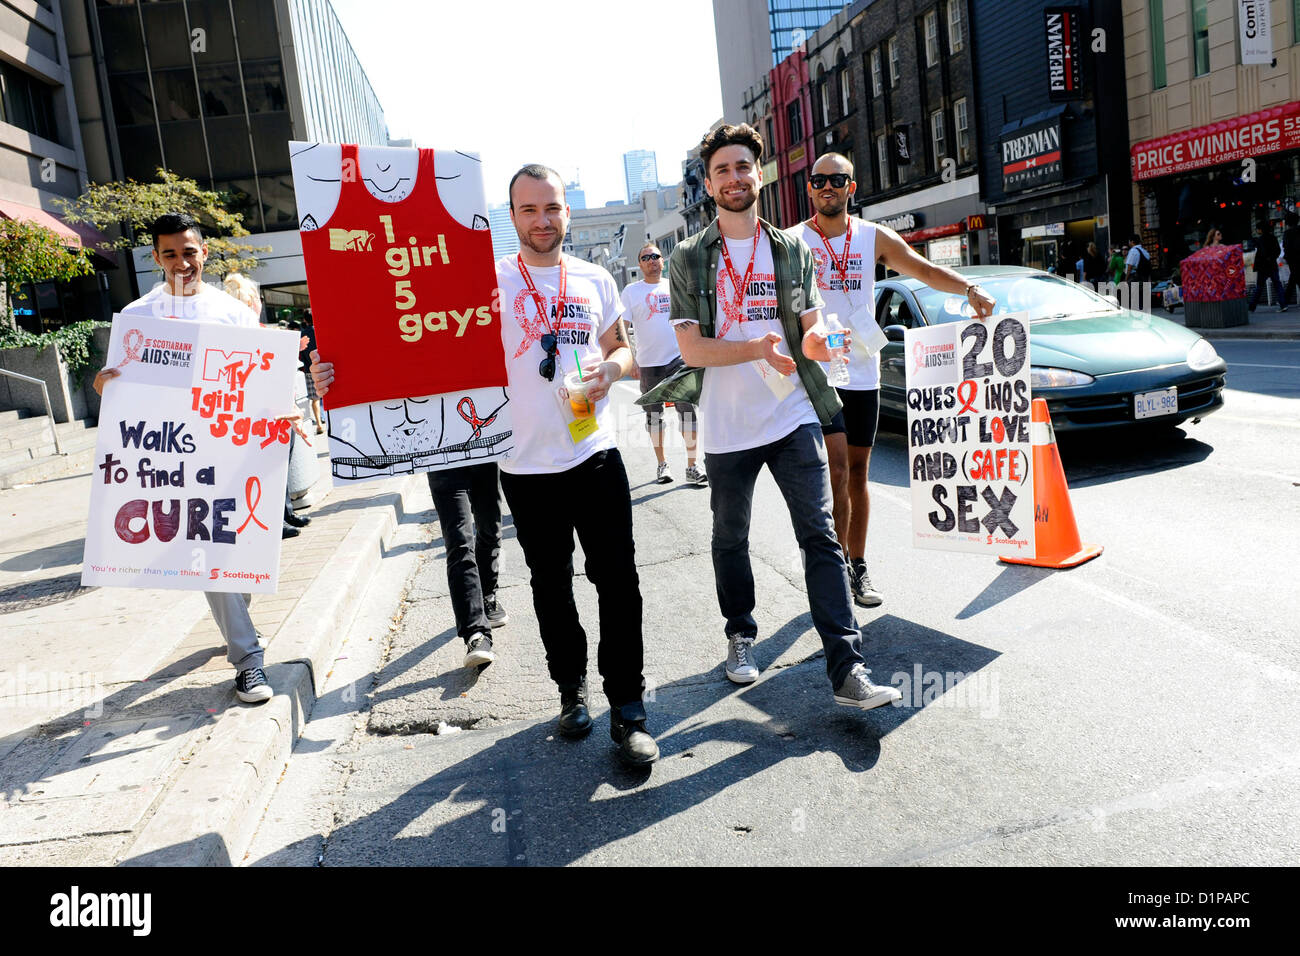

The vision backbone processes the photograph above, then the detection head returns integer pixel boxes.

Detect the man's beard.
[813,196,847,218]
[714,186,757,213]
[519,230,564,255]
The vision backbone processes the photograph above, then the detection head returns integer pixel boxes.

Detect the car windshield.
[911,273,1121,324]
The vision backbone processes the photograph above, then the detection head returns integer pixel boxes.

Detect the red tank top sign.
[299,144,505,410]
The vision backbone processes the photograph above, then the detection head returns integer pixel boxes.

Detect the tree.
[54,168,269,279]
[0,218,96,330]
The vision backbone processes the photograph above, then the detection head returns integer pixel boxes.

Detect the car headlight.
[1187,338,1221,372]
[1030,366,1096,388]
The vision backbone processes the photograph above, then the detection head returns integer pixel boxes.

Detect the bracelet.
[965,284,983,297]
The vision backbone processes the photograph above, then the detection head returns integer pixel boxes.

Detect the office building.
[488,203,519,260]
[566,181,586,210]
[623,149,658,204]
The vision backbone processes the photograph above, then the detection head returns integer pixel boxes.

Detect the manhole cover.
[0,574,97,614]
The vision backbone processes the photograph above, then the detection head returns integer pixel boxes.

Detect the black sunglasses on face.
[639,253,662,262]
[538,333,558,381]
[810,173,851,189]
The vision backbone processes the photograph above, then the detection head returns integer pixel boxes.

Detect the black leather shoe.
[610,701,658,766]
[557,679,592,738]
[281,523,300,539]
[284,505,311,528]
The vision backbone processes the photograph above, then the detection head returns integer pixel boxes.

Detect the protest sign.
[82,314,299,593]
[290,141,513,485]
[904,313,1035,557]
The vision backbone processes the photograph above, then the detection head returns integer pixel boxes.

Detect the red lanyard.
[808,217,853,290]
[516,255,565,334]
[719,222,761,321]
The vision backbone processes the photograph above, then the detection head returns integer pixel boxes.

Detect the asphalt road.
[246,339,1299,867]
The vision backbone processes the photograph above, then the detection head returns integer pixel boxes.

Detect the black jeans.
[705,422,863,690]
[499,449,645,708]
[427,463,502,642]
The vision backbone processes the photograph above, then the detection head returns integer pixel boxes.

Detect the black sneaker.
[463,632,495,668]
[558,678,592,738]
[235,667,273,703]
[484,593,509,628]
[610,701,658,766]
[850,559,883,608]
[284,505,311,528]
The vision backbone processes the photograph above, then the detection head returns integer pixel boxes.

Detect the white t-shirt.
[783,218,879,390]
[121,281,260,327]
[619,279,679,367]
[674,234,818,455]
[496,254,622,475]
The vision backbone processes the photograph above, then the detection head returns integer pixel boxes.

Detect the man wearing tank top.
[784,152,997,611]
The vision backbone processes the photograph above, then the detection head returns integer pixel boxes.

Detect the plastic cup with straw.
[565,350,595,418]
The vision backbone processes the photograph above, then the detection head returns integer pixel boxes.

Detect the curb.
[117,473,423,866]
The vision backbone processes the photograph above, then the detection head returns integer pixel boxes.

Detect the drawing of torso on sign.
[291,141,511,483]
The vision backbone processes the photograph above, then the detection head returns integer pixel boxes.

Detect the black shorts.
[821,409,846,436]
[836,387,879,448]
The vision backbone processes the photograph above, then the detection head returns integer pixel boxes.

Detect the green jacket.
[636,217,843,426]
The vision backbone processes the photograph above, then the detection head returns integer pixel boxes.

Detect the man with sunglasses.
[492,164,658,766]
[785,152,997,610]
[621,241,706,486]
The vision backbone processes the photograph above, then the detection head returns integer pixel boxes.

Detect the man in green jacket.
[644,123,898,709]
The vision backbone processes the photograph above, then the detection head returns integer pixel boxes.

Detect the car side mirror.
[884,324,906,342]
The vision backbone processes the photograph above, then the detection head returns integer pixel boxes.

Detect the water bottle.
[826,331,849,386]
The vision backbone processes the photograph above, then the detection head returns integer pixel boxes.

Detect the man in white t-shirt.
[784,152,997,610]
[92,213,293,705]
[495,165,657,766]
[620,241,706,486]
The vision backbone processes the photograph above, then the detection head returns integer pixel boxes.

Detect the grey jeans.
[205,592,264,671]
[705,422,863,689]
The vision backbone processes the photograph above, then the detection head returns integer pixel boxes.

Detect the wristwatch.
[965,283,983,297]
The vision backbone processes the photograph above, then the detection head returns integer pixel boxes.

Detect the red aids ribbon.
[113,329,145,370]
[236,475,268,533]
[457,397,498,440]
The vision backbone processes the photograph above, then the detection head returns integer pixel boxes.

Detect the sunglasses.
[810,173,851,189]
[639,253,662,262]
[538,332,558,381]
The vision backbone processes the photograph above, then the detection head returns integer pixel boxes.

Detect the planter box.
[1184,298,1248,329]
[0,343,85,423]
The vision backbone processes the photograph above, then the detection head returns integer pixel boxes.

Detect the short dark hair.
[700,123,764,178]
[151,213,202,248]
[508,164,565,210]
[1129,233,1141,244]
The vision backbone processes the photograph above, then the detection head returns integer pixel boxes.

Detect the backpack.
[1134,246,1151,282]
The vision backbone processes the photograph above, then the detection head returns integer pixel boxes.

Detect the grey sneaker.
[833,663,901,710]
[851,559,882,608]
[725,634,759,684]
[684,464,708,485]
[656,461,673,484]
[464,632,495,668]
[484,593,508,628]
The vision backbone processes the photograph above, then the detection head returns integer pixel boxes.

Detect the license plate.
[1134,387,1178,420]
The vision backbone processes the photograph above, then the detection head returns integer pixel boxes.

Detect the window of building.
[820,79,831,127]
[838,53,851,114]
[0,63,59,143]
[765,116,775,152]
[1295,0,1300,43]
[870,48,883,96]
[788,100,803,143]
[1191,0,1210,76]
[791,169,808,222]
[887,37,900,85]
[876,133,891,189]
[1148,1,1166,89]
[954,97,970,163]
[948,0,964,53]
[924,10,939,67]
[930,109,946,168]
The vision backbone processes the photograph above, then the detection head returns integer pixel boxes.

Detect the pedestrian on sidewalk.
[1108,246,1126,285]
[783,150,998,612]
[1281,212,1300,312]
[1083,241,1106,284]
[298,311,326,434]
[92,213,300,705]
[1124,234,1152,283]
[621,241,706,487]
[1249,220,1284,313]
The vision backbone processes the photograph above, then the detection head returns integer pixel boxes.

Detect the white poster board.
[82,314,298,593]
[904,313,1035,557]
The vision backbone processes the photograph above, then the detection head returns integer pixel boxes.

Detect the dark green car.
[874,266,1227,432]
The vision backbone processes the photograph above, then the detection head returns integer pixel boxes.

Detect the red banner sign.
[1130,101,1300,181]
[899,222,965,243]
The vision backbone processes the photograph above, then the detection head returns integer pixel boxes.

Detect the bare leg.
[846,445,873,559]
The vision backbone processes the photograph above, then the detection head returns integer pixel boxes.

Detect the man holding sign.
[92,213,295,704]
[785,152,997,610]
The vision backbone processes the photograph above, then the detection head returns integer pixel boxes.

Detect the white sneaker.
[684,464,708,485]
[725,634,759,684]
[833,663,901,710]
[656,461,673,484]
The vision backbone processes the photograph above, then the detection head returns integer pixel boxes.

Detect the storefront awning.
[898,222,964,243]
[1130,101,1300,182]
[0,198,119,266]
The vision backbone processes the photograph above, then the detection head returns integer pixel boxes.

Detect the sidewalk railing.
[0,368,64,455]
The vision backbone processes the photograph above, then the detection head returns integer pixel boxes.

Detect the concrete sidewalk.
[1162,302,1300,339]
[0,446,425,865]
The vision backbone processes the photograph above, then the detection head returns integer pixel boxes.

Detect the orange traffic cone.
[999,398,1102,569]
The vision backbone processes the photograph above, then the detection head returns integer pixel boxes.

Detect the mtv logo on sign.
[202,348,253,382]
[329,228,374,252]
